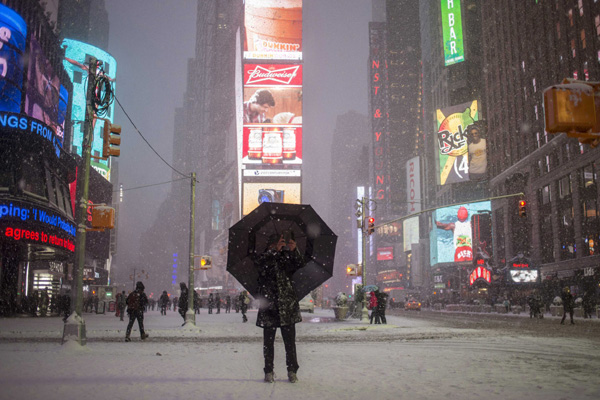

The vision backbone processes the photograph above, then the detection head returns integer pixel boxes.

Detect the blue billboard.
[62,39,117,180]
[430,201,492,265]
[0,4,26,114]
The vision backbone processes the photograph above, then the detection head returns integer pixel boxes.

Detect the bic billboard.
[435,100,480,185]
[62,39,117,180]
[441,0,465,66]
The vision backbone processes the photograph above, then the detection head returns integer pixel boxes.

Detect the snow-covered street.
[1,309,599,400]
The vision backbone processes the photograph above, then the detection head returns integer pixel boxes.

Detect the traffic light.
[200,256,212,269]
[518,200,527,217]
[102,121,121,158]
[346,264,357,276]
[366,217,375,235]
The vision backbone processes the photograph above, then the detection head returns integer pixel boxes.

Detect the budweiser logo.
[246,65,300,85]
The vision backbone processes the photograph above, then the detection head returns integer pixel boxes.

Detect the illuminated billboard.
[403,216,419,252]
[430,201,491,265]
[25,36,69,145]
[435,100,479,185]
[0,4,26,114]
[244,0,302,61]
[62,39,116,178]
[441,0,465,66]
[242,181,301,216]
[242,63,302,167]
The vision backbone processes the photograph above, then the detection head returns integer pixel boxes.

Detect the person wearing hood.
[255,233,304,384]
[125,281,149,342]
[159,290,169,315]
[560,287,575,325]
[178,282,189,325]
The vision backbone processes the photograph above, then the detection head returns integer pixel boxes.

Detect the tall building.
[57,0,109,50]
[480,0,600,296]
[140,0,243,294]
[329,111,370,297]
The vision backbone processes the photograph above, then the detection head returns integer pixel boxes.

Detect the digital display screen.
[62,39,116,178]
[441,0,465,66]
[0,4,26,114]
[242,181,301,215]
[430,201,492,265]
[510,269,538,283]
[435,100,481,185]
[244,0,303,61]
[25,36,69,145]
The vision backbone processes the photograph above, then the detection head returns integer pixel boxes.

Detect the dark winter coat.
[159,293,169,307]
[179,288,189,311]
[375,292,388,312]
[561,291,574,312]
[255,248,304,328]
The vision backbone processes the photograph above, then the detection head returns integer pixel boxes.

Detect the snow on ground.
[1,309,599,400]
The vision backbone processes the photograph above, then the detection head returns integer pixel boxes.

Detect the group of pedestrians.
[368,290,388,324]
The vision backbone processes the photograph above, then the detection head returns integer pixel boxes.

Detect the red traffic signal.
[367,217,375,235]
[518,200,527,217]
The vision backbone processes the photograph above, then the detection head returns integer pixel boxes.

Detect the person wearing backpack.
[125,281,149,342]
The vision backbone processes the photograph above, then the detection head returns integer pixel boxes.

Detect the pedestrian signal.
[200,256,212,269]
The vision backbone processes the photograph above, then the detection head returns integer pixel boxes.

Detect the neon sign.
[441,0,465,66]
[469,266,491,285]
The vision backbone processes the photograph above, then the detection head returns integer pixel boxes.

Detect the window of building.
[596,16,600,35]
[581,29,586,49]
[559,174,572,198]
[20,157,47,200]
[579,0,584,16]
[584,62,590,80]
[534,105,539,120]
[571,39,576,58]
[532,78,537,92]
[569,9,574,26]
[557,176,575,260]
[581,164,599,256]
[538,186,554,263]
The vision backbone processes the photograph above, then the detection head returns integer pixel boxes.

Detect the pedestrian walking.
[255,233,304,383]
[376,290,388,324]
[560,287,575,325]
[178,282,188,325]
[118,290,126,321]
[240,291,249,322]
[208,293,214,314]
[225,295,231,313]
[216,293,221,314]
[159,291,169,315]
[582,290,594,319]
[369,291,379,324]
[61,292,71,322]
[125,281,149,342]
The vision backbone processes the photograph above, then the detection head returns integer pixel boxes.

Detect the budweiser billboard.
[244,64,302,87]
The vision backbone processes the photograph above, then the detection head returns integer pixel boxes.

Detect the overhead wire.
[113,95,193,181]
[113,176,190,193]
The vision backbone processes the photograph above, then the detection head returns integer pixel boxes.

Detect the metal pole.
[63,57,97,346]
[185,172,196,326]
[361,197,369,321]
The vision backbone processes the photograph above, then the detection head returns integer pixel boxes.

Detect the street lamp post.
[184,172,196,326]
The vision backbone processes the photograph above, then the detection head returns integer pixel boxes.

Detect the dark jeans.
[179,308,186,321]
[126,311,145,338]
[561,309,574,324]
[263,325,298,374]
[160,305,167,315]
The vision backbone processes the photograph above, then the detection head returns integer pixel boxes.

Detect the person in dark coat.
[159,291,169,315]
[375,290,388,324]
[240,291,249,322]
[194,291,201,314]
[178,282,188,325]
[225,295,231,313]
[560,287,575,325]
[582,290,594,319]
[255,233,304,383]
[215,293,221,314]
[208,293,214,314]
[125,281,149,341]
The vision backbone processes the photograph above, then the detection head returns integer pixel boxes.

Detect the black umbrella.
[227,202,337,299]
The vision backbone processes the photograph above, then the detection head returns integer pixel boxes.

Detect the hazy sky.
[104,0,371,274]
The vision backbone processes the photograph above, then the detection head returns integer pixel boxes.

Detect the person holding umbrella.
[256,233,304,384]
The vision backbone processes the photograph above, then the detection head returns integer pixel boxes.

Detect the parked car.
[404,299,421,311]
[299,295,315,313]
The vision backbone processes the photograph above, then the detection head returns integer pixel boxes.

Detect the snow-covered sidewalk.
[1,309,599,400]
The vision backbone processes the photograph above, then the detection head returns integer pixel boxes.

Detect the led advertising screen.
[25,36,69,145]
[62,39,116,178]
[430,201,491,265]
[242,181,301,215]
[510,269,539,283]
[377,247,394,261]
[435,100,479,185]
[0,4,26,114]
[244,0,302,61]
[403,216,419,252]
[441,0,465,66]
[242,63,302,167]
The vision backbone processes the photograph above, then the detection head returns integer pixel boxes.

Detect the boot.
[125,337,131,342]
[141,333,149,340]
[264,372,275,383]
[288,371,298,383]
